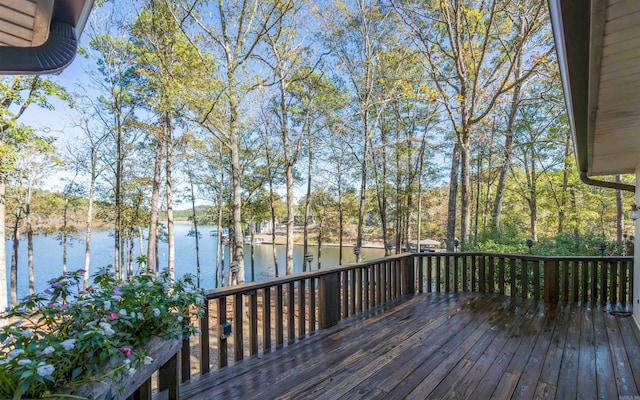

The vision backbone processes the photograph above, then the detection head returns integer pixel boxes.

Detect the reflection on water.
[5,224,385,302]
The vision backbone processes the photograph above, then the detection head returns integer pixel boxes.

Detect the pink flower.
[108,312,118,320]
[121,347,132,357]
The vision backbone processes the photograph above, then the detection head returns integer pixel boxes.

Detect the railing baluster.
[590,260,597,303]
[436,256,442,293]
[601,260,608,303]
[462,256,468,292]
[521,260,527,299]
[341,270,348,318]
[488,256,495,294]
[234,294,243,362]
[249,291,258,356]
[621,261,628,304]
[581,261,588,304]
[510,258,516,297]
[419,256,425,293]
[298,280,305,340]
[217,297,228,368]
[364,266,370,310]
[479,256,486,293]
[562,261,569,302]
[572,261,579,302]
[628,260,634,304]
[453,255,459,292]
[200,299,210,374]
[287,282,295,344]
[444,255,450,292]
[263,288,271,352]
[357,268,363,313]
[427,256,432,293]
[350,269,357,314]
[533,261,540,301]
[275,285,283,348]
[498,257,505,296]
[612,261,618,304]
[471,255,477,292]
[310,278,316,332]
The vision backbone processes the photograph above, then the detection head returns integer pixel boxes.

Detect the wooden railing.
[418,253,633,304]
[149,252,633,398]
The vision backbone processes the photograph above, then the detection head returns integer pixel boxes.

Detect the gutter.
[580,171,635,193]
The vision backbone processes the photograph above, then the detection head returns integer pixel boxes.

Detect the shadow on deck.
[168,292,640,399]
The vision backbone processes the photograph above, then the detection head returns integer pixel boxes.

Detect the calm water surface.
[4,224,384,303]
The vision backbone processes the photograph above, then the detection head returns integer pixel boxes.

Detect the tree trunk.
[114,120,123,279]
[216,172,224,288]
[303,131,312,272]
[229,103,245,283]
[356,123,369,262]
[10,208,20,307]
[460,138,471,245]
[147,136,163,275]
[492,40,523,232]
[317,218,323,269]
[338,163,344,265]
[0,176,7,314]
[188,166,201,287]
[26,185,33,295]
[446,142,461,250]
[166,118,175,280]
[84,149,97,287]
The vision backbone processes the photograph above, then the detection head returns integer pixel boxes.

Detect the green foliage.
[0,268,204,398]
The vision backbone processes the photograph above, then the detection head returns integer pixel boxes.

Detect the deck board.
[170,292,640,400]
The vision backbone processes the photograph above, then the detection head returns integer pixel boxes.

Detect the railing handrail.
[204,253,411,299]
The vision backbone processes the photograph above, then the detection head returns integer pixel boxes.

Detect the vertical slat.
[581,261,588,304]
[471,255,477,292]
[350,269,357,314]
[611,261,618,303]
[600,260,607,303]
[309,278,316,332]
[479,256,486,293]
[275,285,283,348]
[298,280,305,340]
[217,297,228,368]
[462,256,468,292]
[498,257,505,296]
[364,266,370,310]
[137,378,151,400]
[357,268,363,312]
[436,256,442,292]
[591,260,598,303]
[533,261,540,301]
[419,256,425,293]
[510,258,516,297]
[543,260,559,303]
[263,288,271,352]
[521,260,527,299]
[562,261,569,302]
[319,272,340,329]
[384,262,390,302]
[426,256,432,293]
[444,256,450,292]
[287,282,295,344]
[249,292,258,356]
[621,261,628,304]
[629,260,634,304]
[181,335,190,383]
[488,256,495,294]
[165,354,179,400]
[199,299,210,374]
[572,260,579,302]
[341,271,348,318]
[376,263,382,306]
[234,294,243,361]
[453,255,459,292]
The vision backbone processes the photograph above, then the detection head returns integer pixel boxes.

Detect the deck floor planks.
[170,292,640,400]
[593,304,619,400]
[576,305,597,400]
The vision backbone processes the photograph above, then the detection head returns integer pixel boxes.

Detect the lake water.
[4,224,385,303]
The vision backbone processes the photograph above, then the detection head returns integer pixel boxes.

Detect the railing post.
[319,272,340,329]
[402,255,415,295]
[544,260,559,303]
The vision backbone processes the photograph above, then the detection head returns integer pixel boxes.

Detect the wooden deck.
[176,292,640,399]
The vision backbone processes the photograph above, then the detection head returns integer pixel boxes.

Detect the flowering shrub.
[0,268,205,399]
